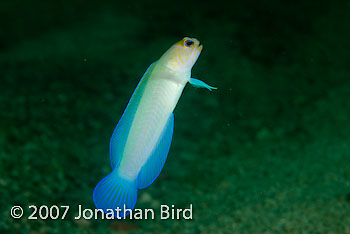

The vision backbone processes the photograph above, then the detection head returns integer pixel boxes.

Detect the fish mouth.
[189,38,202,50]
[198,43,203,52]
[196,39,203,52]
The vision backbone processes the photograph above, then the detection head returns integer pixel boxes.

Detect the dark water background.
[1,0,350,233]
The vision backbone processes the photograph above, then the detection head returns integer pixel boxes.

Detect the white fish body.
[118,63,189,180]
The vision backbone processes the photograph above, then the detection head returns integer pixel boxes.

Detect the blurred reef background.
[1,0,350,233]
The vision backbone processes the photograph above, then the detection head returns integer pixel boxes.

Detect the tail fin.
[93,169,137,218]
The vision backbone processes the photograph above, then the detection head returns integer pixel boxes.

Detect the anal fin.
[137,113,174,189]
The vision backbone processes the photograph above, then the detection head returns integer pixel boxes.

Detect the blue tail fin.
[93,169,137,218]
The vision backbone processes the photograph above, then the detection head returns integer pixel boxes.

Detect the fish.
[93,37,216,217]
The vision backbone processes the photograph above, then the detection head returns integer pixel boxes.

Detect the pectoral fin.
[189,78,217,91]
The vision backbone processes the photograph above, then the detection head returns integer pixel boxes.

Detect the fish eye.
[184,40,194,47]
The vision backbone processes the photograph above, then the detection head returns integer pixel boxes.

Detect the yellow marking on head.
[160,37,203,72]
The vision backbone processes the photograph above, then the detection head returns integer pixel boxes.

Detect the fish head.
[162,37,203,73]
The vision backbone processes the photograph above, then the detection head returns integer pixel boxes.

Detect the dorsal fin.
[109,62,157,169]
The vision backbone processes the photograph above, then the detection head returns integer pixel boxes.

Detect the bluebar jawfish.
[93,37,216,217]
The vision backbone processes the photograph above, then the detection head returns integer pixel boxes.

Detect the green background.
[1,0,349,233]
